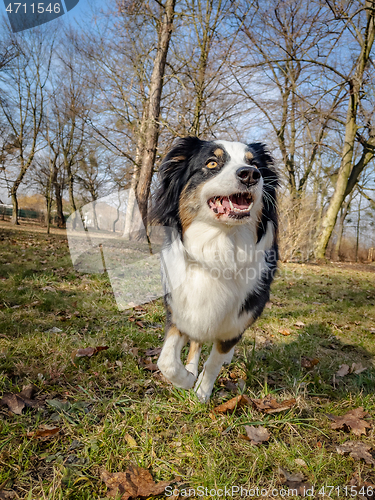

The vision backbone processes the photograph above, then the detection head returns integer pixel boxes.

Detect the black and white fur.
[151,137,278,402]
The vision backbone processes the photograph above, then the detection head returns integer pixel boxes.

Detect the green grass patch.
[0,226,375,498]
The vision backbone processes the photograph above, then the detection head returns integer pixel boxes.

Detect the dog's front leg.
[194,340,236,403]
[157,326,197,390]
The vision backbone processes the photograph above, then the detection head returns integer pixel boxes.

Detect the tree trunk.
[10,188,19,225]
[136,0,176,228]
[123,108,148,239]
[314,1,375,259]
[55,183,65,228]
[332,193,352,261]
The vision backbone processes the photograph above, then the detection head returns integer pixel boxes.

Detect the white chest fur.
[162,220,274,343]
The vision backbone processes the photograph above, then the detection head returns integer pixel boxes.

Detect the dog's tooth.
[229,199,234,210]
[248,202,254,210]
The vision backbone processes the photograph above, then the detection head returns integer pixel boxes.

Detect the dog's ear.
[151,136,203,230]
[247,143,279,244]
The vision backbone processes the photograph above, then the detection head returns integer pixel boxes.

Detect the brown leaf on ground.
[330,407,371,436]
[251,395,296,414]
[0,394,25,415]
[124,433,137,448]
[278,328,291,336]
[294,321,305,328]
[336,364,350,377]
[213,395,252,414]
[336,441,375,465]
[27,425,60,440]
[0,490,17,500]
[243,425,270,445]
[349,472,375,500]
[133,305,146,312]
[135,321,144,328]
[218,378,238,393]
[351,362,367,375]
[71,346,109,363]
[0,384,43,414]
[129,347,139,358]
[139,357,159,372]
[144,347,162,357]
[278,467,313,496]
[100,465,170,500]
[301,357,319,369]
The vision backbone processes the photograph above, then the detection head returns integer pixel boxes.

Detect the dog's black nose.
[236,166,261,186]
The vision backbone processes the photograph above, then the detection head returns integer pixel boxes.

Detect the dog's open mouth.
[208,193,253,218]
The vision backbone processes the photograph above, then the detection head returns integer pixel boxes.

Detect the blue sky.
[0,0,93,32]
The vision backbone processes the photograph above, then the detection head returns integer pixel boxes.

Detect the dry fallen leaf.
[251,395,296,414]
[218,378,238,393]
[336,364,350,377]
[243,425,270,445]
[124,433,137,449]
[100,465,170,500]
[0,384,43,414]
[213,395,252,414]
[139,357,159,372]
[351,362,367,375]
[349,472,375,500]
[144,347,162,357]
[301,357,319,369]
[336,441,375,465]
[27,425,60,440]
[294,458,307,468]
[330,407,371,436]
[133,305,146,312]
[129,347,139,358]
[0,490,17,500]
[294,321,305,328]
[278,328,291,336]
[278,467,312,496]
[71,346,109,364]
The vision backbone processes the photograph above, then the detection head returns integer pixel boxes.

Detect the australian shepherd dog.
[151,137,278,402]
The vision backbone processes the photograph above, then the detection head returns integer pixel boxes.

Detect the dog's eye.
[206,160,218,169]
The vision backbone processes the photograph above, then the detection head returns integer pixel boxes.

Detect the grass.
[0,223,375,499]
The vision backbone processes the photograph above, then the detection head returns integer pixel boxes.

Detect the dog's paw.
[158,359,196,390]
[194,370,213,403]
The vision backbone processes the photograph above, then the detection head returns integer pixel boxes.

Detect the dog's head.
[151,137,278,242]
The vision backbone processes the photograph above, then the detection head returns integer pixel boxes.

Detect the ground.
[0,222,375,499]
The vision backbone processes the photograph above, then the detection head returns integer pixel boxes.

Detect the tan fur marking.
[214,148,224,157]
[245,151,254,161]
[186,341,202,364]
[171,155,186,162]
[165,325,182,339]
[179,184,202,234]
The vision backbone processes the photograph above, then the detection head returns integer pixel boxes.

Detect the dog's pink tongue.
[231,194,249,210]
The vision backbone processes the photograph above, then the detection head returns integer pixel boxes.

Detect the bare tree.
[314,0,375,258]
[135,0,176,227]
[0,26,54,224]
